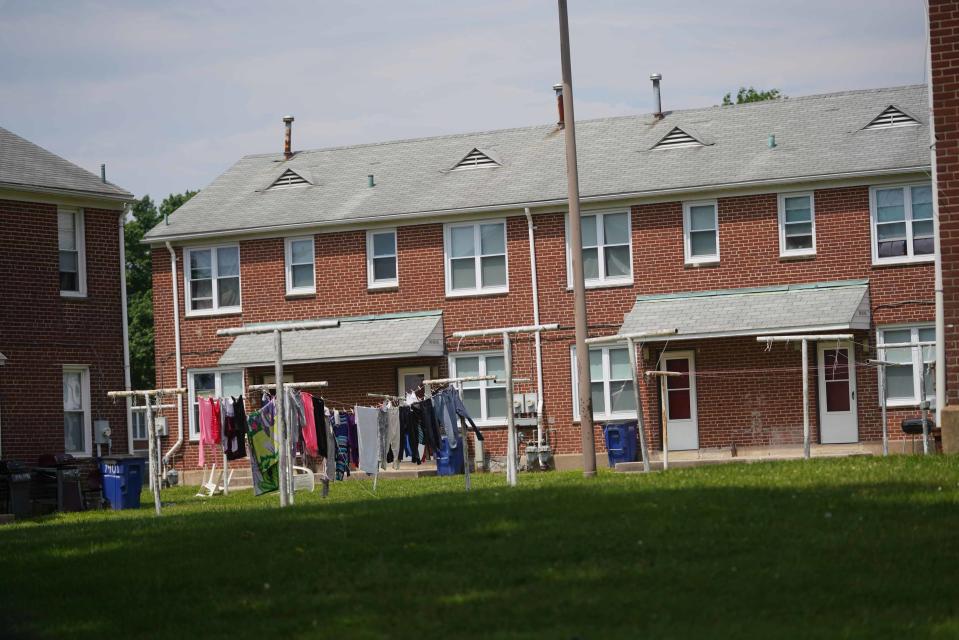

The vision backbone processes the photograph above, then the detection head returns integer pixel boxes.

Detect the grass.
[1,456,958,639]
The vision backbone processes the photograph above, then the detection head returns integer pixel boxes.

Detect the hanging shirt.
[224,396,248,460]
[300,392,319,456]
[353,406,381,475]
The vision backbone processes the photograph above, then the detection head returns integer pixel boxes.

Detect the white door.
[398,366,430,400]
[661,351,699,451]
[817,342,858,444]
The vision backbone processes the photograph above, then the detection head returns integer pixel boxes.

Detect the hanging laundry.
[386,405,401,468]
[333,411,351,480]
[377,406,390,470]
[433,387,484,447]
[246,402,279,495]
[287,390,307,456]
[353,406,380,475]
[300,392,319,456]
[324,411,336,481]
[197,397,216,467]
[224,396,248,460]
[347,413,359,468]
[312,397,327,458]
[399,405,420,464]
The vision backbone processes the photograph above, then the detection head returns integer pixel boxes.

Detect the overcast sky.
[0,0,929,199]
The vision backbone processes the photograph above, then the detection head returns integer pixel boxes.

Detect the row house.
[0,126,133,464]
[145,84,936,474]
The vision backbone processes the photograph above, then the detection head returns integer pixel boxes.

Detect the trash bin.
[99,456,146,510]
[435,436,464,476]
[0,460,32,519]
[604,422,638,468]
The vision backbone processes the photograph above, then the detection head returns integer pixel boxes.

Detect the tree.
[124,191,196,389]
[722,87,785,106]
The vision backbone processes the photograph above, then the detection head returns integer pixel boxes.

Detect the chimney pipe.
[553,83,565,128]
[650,73,663,119]
[100,163,106,183]
[282,115,294,160]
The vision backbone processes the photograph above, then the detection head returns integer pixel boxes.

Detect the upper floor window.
[367,229,398,289]
[185,245,241,315]
[568,210,632,287]
[444,220,508,296]
[871,184,934,264]
[878,326,936,407]
[187,369,244,440]
[571,344,635,420]
[449,352,507,424]
[284,236,315,295]
[63,365,91,456]
[778,193,816,257]
[58,208,86,296]
[683,200,719,265]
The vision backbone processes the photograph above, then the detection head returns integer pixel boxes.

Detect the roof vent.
[652,127,703,150]
[864,105,919,130]
[269,168,309,189]
[451,148,499,171]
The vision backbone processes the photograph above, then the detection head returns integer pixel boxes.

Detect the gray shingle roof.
[619,280,871,340]
[145,85,930,242]
[0,126,133,200]
[217,311,444,368]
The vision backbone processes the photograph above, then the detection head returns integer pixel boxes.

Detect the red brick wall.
[930,0,959,403]
[0,198,127,463]
[153,183,934,469]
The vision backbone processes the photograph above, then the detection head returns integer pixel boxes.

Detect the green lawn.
[1,456,958,639]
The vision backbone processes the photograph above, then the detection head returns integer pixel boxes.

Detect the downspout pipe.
[163,241,185,468]
[119,208,133,453]
[525,208,545,447]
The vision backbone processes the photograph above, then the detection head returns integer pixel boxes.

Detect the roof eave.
[0,180,134,203]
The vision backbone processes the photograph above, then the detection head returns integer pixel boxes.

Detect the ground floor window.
[878,325,936,406]
[449,352,507,423]
[187,369,244,440]
[63,366,91,455]
[571,344,635,420]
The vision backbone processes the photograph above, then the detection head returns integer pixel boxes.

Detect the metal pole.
[459,382,471,492]
[222,410,229,496]
[145,396,161,516]
[274,329,288,507]
[922,363,931,455]
[503,332,518,486]
[660,375,669,471]
[627,337,650,473]
[880,364,889,457]
[802,339,810,460]
[557,0,595,478]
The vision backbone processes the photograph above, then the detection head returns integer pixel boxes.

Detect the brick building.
[145,84,936,474]
[0,126,133,463]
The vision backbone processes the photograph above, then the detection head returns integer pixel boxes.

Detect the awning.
[619,280,870,341]
[217,311,444,368]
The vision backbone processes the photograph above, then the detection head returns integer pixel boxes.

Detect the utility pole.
[557,0,596,477]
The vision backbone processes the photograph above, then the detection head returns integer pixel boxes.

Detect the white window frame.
[187,368,245,440]
[62,365,92,456]
[877,325,936,408]
[284,236,315,296]
[682,200,720,265]
[366,229,399,289]
[448,351,507,425]
[777,192,817,257]
[443,219,509,297]
[183,244,242,317]
[565,209,633,288]
[869,183,935,266]
[570,344,636,421]
[58,207,87,297]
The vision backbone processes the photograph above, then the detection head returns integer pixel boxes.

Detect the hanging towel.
[300,392,319,456]
[354,406,381,475]
[245,404,279,495]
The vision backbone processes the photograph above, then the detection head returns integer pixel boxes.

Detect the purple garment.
[347,413,359,467]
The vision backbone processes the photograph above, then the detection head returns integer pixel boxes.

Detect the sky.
[0,0,930,200]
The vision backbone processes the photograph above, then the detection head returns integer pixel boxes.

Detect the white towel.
[354,406,381,475]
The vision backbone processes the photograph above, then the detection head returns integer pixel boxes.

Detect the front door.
[817,342,858,444]
[661,351,699,451]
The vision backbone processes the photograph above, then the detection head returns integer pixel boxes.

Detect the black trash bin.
[0,460,32,520]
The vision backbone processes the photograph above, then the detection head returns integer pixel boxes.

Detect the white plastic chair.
[292,465,315,493]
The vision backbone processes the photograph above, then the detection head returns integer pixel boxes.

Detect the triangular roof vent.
[864,105,919,130]
[451,148,499,171]
[269,168,310,189]
[652,127,703,150]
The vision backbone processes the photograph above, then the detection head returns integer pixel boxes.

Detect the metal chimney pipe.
[650,73,663,119]
[282,116,294,160]
[553,83,565,128]
[100,164,106,183]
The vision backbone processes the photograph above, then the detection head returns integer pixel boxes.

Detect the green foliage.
[722,86,785,106]
[124,191,196,388]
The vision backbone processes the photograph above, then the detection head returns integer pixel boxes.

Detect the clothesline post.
[644,371,680,470]
[869,359,894,457]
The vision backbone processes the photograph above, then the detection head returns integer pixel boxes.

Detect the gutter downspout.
[926,0,947,422]
[119,208,133,453]
[525,208,546,447]
[163,241,185,469]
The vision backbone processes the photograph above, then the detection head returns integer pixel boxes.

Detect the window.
[58,208,86,296]
[284,236,315,295]
[63,366,91,455]
[778,193,816,257]
[568,211,632,286]
[184,245,241,315]
[570,345,635,420]
[870,184,934,264]
[683,201,719,264]
[367,229,398,288]
[444,220,508,296]
[188,369,244,440]
[132,410,147,441]
[878,326,936,407]
[449,352,507,424]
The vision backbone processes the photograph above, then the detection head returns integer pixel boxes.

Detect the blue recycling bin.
[99,456,146,510]
[604,422,638,468]
[435,436,464,476]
